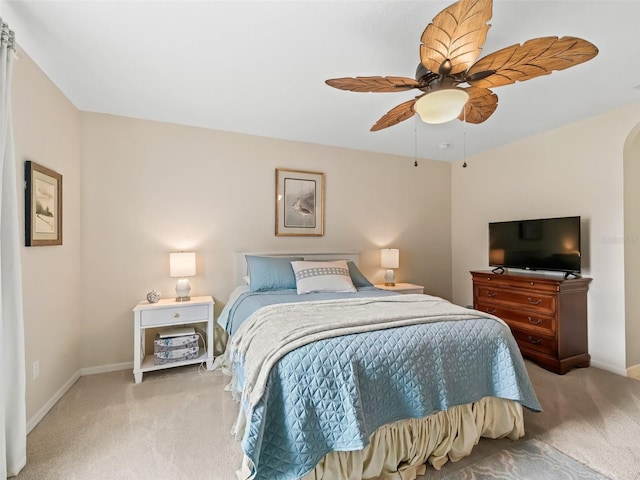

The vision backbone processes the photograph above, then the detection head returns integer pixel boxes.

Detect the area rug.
[439,439,610,479]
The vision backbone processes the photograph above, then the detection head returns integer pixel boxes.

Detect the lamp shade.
[414,88,469,124]
[380,249,399,269]
[169,252,196,278]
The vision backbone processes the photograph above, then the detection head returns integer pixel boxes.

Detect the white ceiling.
[3,0,640,162]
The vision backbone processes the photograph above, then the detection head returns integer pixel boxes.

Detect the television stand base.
[564,271,581,279]
[491,266,505,274]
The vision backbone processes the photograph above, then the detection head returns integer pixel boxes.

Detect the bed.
[217,253,540,480]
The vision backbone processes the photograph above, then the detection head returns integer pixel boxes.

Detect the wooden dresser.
[471,270,592,375]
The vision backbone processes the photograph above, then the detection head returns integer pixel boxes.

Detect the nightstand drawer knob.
[527,297,542,305]
[486,291,496,297]
[486,308,497,314]
[527,316,542,325]
[528,336,542,344]
[173,313,180,318]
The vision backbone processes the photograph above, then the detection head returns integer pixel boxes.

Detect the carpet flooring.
[11,361,640,480]
[434,439,610,480]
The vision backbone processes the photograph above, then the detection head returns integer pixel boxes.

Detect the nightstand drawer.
[140,304,209,327]
[393,287,424,294]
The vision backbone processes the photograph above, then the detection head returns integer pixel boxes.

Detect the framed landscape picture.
[275,168,324,236]
[25,160,63,246]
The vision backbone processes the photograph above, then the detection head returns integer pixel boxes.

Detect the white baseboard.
[27,370,81,434]
[80,361,132,376]
[27,361,133,434]
[627,364,640,380]
[590,359,628,377]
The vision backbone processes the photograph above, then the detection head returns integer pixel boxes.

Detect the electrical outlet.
[32,360,39,380]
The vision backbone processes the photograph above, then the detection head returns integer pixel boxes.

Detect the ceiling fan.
[325,0,598,131]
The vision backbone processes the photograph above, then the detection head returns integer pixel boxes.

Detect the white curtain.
[0,20,26,479]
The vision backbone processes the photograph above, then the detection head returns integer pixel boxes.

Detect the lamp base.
[175,278,192,303]
[384,269,396,287]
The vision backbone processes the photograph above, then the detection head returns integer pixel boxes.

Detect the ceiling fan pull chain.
[414,116,418,167]
[462,108,468,168]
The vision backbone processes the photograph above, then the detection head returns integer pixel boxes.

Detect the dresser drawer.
[511,328,556,356]
[474,286,556,315]
[140,304,209,327]
[476,302,555,336]
[472,275,560,293]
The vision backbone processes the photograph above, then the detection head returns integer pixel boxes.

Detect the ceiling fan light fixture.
[325,0,598,132]
[414,88,469,124]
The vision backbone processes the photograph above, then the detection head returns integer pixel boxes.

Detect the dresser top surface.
[471,270,592,286]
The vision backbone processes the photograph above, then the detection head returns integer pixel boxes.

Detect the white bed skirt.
[238,397,524,480]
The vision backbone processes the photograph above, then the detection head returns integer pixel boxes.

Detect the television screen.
[489,216,581,273]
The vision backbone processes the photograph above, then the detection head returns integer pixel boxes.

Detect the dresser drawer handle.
[486,291,497,297]
[486,308,497,314]
[528,336,542,344]
[173,313,180,318]
[527,316,542,325]
[527,297,542,305]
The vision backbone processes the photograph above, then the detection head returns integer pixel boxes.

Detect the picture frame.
[25,160,63,246]
[275,168,324,236]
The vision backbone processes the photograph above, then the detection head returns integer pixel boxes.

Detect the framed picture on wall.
[275,168,324,236]
[25,160,63,246]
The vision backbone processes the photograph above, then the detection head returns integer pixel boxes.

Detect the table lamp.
[381,248,399,286]
[169,252,196,301]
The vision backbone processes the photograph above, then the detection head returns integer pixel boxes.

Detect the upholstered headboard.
[234,252,360,287]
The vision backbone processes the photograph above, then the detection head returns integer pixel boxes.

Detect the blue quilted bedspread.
[231,314,541,480]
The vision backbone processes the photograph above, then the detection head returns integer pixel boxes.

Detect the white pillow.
[290,260,356,295]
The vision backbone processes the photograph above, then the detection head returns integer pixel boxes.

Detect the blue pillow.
[347,261,373,288]
[245,255,304,292]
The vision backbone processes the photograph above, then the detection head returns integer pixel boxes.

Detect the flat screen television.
[489,216,581,274]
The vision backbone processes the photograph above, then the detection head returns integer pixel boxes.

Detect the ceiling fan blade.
[371,97,419,131]
[325,76,420,93]
[459,87,498,124]
[420,0,493,76]
[466,36,598,88]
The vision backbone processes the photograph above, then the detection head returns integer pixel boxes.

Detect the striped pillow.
[290,260,357,295]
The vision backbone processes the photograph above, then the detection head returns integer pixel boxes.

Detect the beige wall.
[79,113,452,368]
[11,45,452,424]
[624,125,640,368]
[452,102,640,375]
[12,48,83,422]
[11,46,452,422]
[13,35,639,431]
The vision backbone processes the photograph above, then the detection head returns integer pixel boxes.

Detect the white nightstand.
[375,283,425,294]
[132,295,214,383]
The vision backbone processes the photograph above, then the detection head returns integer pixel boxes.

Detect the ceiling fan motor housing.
[415,63,438,87]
